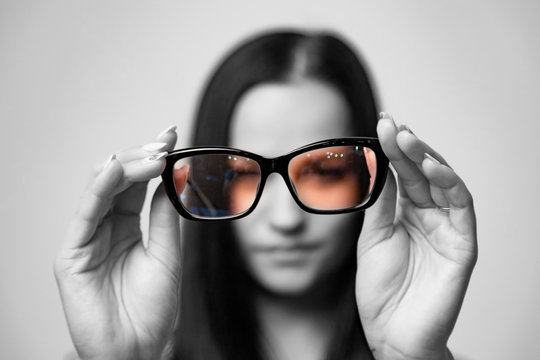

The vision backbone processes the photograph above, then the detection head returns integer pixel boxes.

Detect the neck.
[254,279,343,360]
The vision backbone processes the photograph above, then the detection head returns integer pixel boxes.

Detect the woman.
[55,30,477,360]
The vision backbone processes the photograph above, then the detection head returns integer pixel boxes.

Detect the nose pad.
[258,173,306,234]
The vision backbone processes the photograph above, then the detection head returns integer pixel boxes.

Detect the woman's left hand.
[356,113,478,360]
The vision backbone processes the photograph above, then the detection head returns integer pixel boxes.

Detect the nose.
[258,173,306,234]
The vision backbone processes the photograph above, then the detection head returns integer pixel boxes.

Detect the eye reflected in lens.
[288,145,377,211]
[172,154,261,218]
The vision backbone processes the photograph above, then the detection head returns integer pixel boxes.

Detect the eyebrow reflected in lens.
[288,145,376,210]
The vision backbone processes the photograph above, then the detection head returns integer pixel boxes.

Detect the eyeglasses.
[161,137,388,221]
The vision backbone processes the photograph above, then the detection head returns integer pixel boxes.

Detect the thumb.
[147,183,181,273]
[360,170,397,247]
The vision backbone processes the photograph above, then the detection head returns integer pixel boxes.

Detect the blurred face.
[230,79,360,296]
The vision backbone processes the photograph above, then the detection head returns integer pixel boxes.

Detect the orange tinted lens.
[172,154,261,218]
[288,145,377,210]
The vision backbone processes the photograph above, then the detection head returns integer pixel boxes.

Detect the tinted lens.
[288,145,377,211]
[172,154,261,218]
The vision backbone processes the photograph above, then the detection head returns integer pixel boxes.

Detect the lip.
[253,243,320,265]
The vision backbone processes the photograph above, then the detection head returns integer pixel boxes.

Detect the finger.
[89,152,167,207]
[67,125,179,246]
[360,170,397,245]
[109,153,169,217]
[429,183,450,209]
[147,184,182,275]
[422,154,476,236]
[395,127,450,167]
[92,146,160,176]
[156,125,178,146]
[396,129,450,207]
[92,125,178,175]
[57,219,113,274]
[118,124,178,183]
[116,126,178,162]
[70,152,169,248]
[121,152,168,184]
[115,142,169,163]
[65,156,123,249]
[110,126,178,214]
[112,182,149,216]
[377,114,434,208]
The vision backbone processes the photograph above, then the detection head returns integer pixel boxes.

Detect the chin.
[252,267,319,297]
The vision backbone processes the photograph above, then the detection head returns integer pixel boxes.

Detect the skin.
[54,79,477,360]
[229,80,359,297]
[357,116,477,359]
[54,131,181,360]
[229,80,370,360]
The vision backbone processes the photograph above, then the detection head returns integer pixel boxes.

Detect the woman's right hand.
[54,126,183,360]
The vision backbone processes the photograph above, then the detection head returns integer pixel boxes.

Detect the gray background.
[1,1,539,359]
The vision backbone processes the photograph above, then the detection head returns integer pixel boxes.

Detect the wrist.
[73,330,174,360]
[74,345,167,360]
[370,343,454,360]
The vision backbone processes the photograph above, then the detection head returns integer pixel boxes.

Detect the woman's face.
[230,79,360,296]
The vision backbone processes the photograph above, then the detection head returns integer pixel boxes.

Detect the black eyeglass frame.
[161,137,389,221]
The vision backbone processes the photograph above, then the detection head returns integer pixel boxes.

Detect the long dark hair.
[174,30,378,360]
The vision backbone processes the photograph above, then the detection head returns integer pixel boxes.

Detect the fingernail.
[424,153,440,165]
[378,112,393,121]
[105,154,116,168]
[142,142,168,152]
[398,124,414,134]
[157,125,177,139]
[144,151,168,162]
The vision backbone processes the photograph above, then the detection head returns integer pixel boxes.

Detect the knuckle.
[463,191,474,207]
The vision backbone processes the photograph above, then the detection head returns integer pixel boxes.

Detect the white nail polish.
[104,154,116,168]
[144,151,168,162]
[142,142,168,152]
[400,124,414,134]
[378,112,393,121]
[157,125,177,139]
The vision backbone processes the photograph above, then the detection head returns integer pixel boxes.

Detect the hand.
[54,126,185,360]
[356,114,477,360]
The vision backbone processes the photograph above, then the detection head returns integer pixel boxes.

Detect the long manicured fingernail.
[424,153,441,165]
[157,125,177,139]
[142,142,168,152]
[104,154,116,168]
[144,151,168,162]
[398,124,414,134]
[378,112,393,121]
